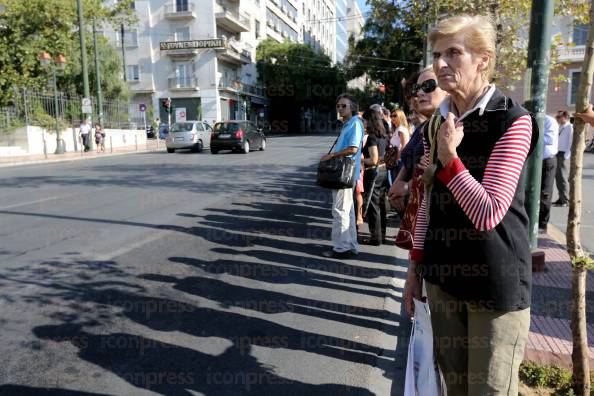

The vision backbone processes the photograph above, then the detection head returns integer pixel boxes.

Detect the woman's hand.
[437,112,463,166]
[404,260,422,318]
[388,180,408,211]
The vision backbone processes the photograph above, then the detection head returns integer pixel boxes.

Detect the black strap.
[327,134,340,154]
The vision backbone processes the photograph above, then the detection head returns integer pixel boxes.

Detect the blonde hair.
[428,15,496,81]
[391,109,408,129]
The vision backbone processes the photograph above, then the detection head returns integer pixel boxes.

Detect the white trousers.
[331,188,359,253]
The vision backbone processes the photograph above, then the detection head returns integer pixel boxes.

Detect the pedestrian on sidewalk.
[79,118,91,152]
[360,108,388,245]
[95,124,105,153]
[539,114,559,230]
[404,15,538,395]
[553,110,573,207]
[320,94,364,259]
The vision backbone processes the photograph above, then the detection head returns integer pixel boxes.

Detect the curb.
[546,223,567,247]
[0,147,165,168]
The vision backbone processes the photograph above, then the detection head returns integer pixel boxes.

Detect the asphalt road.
[549,151,594,254]
[0,135,408,395]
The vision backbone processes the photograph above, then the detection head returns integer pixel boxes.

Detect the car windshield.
[171,123,194,133]
[214,123,243,133]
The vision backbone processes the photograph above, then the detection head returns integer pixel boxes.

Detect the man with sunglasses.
[320,94,364,258]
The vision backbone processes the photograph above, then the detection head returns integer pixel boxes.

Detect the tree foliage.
[347,0,590,106]
[0,0,135,106]
[256,39,347,132]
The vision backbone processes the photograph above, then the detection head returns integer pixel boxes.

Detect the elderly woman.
[404,15,537,395]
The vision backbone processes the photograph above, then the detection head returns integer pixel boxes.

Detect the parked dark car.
[146,124,155,139]
[210,121,266,154]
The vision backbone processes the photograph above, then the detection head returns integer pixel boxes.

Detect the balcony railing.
[218,78,265,97]
[215,0,250,32]
[168,76,199,90]
[557,45,586,62]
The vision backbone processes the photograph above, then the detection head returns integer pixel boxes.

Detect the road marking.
[0,194,82,211]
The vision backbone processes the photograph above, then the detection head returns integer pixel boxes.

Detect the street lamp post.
[39,51,67,154]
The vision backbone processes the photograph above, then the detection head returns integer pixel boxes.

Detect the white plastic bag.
[404,298,444,396]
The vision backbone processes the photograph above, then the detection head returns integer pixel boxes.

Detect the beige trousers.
[426,282,530,396]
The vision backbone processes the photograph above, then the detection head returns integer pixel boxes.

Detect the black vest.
[420,88,539,311]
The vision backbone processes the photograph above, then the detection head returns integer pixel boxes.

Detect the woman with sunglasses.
[388,68,446,213]
[405,15,538,395]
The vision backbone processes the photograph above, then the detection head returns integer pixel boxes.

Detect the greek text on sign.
[160,39,227,51]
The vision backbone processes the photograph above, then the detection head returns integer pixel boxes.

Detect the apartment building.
[505,15,594,114]
[104,0,341,124]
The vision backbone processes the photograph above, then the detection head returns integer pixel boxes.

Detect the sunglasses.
[411,79,437,96]
[336,103,348,109]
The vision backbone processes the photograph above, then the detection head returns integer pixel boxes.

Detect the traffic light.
[162,98,171,113]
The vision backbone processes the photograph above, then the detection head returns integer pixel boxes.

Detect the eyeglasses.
[336,104,348,109]
[411,79,437,96]
[390,114,398,118]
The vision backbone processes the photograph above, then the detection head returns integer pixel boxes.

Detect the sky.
[357,0,370,17]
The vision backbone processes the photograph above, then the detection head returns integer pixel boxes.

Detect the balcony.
[164,2,197,19]
[215,1,250,32]
[168,76,199,91]
[218,78,265,97]
[216,40,251,64]
[557,45,586,62]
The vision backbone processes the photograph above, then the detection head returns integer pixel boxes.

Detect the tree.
[0,0,134,105]
[567,2,594,394]
[256,39,346,132]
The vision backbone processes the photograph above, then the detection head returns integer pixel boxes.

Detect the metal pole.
[93,19,104,127]
[77,0,92,151]
[121,24,127,82]
[52,65,65,154]
[110,135,113,153]
[524,0,554,249]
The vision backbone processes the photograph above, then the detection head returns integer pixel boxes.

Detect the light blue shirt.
[543,115,559,160]
[334,115,364,181]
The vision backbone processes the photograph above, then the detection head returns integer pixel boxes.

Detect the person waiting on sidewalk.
[95,124,105,153]
[553,110,573,207]
[404,15,538,395]
[360,108,388,245]
[79,118,91,152]
[539,114,559,231]
[320,94,364,259]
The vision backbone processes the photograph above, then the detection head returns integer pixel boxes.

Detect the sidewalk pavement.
[0,138,165,168]
[524,226,594,368]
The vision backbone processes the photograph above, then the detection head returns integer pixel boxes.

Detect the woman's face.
[432,34,488,94]
[415,70,447,117]
[390,113,399,127]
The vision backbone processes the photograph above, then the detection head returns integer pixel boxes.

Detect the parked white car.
[166,121,213,153]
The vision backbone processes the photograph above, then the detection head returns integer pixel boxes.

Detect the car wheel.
[167,148,175,153]
[242,140,250,154]
[192,140,203,153]
[211,148,219,154]
[260,138,266,151]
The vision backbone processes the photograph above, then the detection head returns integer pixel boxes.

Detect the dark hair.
[381,107,390,117]
[362,108,386,138]
[336,93,359,116]
[403,71,421,101]
[557,110,569,118]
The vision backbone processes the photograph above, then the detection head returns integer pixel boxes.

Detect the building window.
[255,20,260,39]
[175,26,190,41]
[127,65,140,81]
[176,0,189,12]
[573,24,588,46]
[569,70,581,105]
[116,29,138,47]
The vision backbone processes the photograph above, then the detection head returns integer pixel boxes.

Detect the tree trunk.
[567,2,594,395]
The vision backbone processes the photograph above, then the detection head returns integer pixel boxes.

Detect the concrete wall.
[1,126,147,156]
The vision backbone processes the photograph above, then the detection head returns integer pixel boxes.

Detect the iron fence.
[0,88,147,134]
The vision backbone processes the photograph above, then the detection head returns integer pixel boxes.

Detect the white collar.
[438,84,497,121]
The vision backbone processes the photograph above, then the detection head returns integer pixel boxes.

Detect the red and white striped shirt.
[410,114,533,261]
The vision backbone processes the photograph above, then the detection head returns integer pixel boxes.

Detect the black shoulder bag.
[316,135,358,189]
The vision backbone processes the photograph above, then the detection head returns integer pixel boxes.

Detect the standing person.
[553,110,573,207]
[95,124,105,153]
[539,115,559,230]
[79,118,91,152]
[404,15,537,395]
[320,94,364,259]
[361,108,388,245]
[355,122,369,226]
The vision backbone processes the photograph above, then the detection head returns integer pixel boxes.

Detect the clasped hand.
[437,112,464,166]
